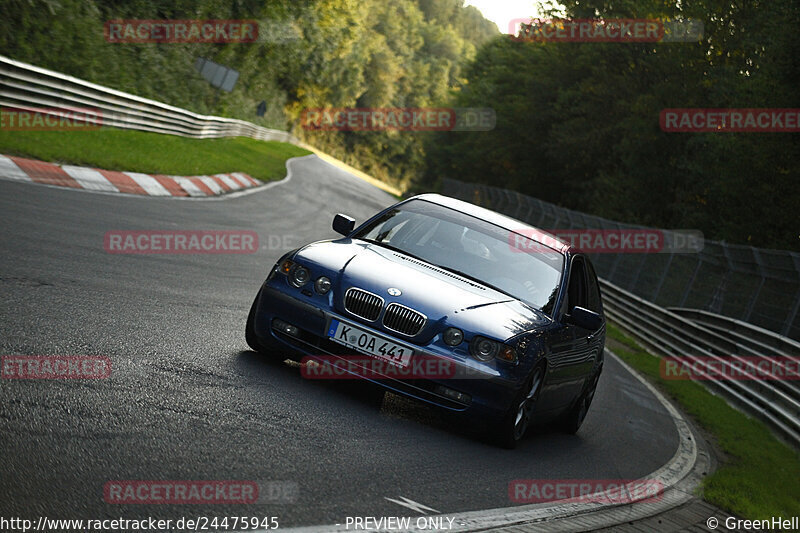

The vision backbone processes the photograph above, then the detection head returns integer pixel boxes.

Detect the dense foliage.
[1,0,496,189]
[423,0,800,250]
[3,0,798,249]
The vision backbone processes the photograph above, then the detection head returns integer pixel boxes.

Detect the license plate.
[327,319,413,368]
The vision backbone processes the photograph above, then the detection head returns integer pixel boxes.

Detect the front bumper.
[250,283,521,420]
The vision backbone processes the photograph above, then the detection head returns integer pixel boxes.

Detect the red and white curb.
[0,154,261,197]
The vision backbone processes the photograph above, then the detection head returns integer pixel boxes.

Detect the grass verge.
[0,129,311,182]
[606,322,800,519]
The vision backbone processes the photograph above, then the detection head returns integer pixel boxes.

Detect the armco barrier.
[0,55,403,197]
[602,280,800,448]
[442,177,800,448]
[669,308,800,358]
[0,55,297,142]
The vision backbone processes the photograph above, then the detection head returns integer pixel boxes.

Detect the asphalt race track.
[0,155,679,528]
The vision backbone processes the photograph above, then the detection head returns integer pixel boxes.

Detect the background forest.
[2,0,798,250]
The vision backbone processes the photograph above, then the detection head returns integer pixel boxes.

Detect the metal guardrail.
[0,55,406,196]
[602,280,800,449]
[0,55,298,143]
[440,177,800,449]
[669,308,800,358]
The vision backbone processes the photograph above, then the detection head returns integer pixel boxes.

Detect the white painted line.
[172,176,206,197]
[0,155,32,182]
[61,165,119,192]
[385,496,440,515]
[199,176,223,194]
[123,172,172,196]
[214,173,242,190]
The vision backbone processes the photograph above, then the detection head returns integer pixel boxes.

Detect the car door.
[584,259,606,366]
[542,255,596,410]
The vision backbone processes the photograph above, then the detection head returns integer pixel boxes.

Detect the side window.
[376,218,409,244]
[585,260,603,314]
[561,257,588,316]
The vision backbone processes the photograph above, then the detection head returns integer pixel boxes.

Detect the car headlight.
[470,336,517,363]
[471,336,499,361]
[289,265,310,287]
[315,276,332,295]
[443,327,464,346]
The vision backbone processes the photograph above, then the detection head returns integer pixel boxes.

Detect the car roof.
[406,193,573,255]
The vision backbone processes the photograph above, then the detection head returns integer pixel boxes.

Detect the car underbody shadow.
[236,349,389,409]
[235,349,295,372]
[234,349,585,448]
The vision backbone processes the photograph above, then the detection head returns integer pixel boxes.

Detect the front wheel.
[560,364,602,434]
[497,366,545,449]
[245,294,266,353]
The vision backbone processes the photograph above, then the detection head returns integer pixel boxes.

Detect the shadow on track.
[232,349,586,451]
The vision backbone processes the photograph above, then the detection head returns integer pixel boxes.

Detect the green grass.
[0,128,311,182]
[606,323,800,519]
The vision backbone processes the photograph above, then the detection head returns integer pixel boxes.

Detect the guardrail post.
[522,197,536,225]
[651,251,675,303]
[744,249,766,322]
[534,198,547,226]
[626,252,649,293]
[785,288,800,337]
[503,189,516,216]
[512,191,525,220]
[679,256,703,307]
[606,222,624,282]
[709,245,735,314]
[783,254,800,336]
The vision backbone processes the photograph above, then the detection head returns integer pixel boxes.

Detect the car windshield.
[355,199,564,314]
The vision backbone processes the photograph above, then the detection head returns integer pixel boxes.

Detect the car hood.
[294,239,552,341]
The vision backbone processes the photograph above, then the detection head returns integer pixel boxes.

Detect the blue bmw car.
[246,194,605,448]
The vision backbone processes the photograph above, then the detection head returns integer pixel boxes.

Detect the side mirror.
[565,306,604,331]
[332,213,356,236]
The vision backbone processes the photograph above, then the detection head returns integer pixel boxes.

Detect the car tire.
[497,365,545,449]
[559,363,602,434]
[245,295,266,353]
